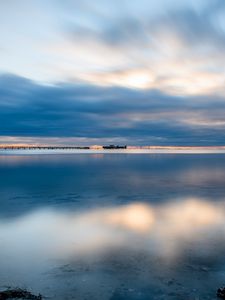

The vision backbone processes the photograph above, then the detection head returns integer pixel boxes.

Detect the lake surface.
[0,152,225,299]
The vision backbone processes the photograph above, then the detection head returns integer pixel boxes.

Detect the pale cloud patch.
[1,0,225,97]
[39,13,225,96]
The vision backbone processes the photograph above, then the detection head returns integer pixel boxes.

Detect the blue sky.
[1,0,225,145]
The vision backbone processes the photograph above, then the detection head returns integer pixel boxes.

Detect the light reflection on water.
[0,154,225,299]
[0,199,225,299]
[1,199,224,257]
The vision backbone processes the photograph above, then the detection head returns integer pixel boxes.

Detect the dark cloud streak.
[0,74,225,145]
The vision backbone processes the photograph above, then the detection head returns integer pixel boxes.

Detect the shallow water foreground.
[0,153,225,299]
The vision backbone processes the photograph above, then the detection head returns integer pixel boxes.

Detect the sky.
[1,0,225,146]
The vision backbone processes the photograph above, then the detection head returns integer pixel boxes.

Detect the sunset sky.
[1,0,225,145]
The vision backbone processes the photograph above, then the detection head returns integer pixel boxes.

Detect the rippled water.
[0,152,225,299]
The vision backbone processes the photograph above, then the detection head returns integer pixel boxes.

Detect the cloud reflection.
[1,197,225,299]
[0,198,224,261]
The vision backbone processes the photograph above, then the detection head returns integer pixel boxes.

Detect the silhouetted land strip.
[1,145,225,151]
[0,146,90,150]
[0,145,127,150]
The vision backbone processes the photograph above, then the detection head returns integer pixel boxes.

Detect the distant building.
[103,145,127,149]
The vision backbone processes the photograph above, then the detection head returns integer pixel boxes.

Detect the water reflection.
[1,198,225,299]
[1,154,225,299]
[1,199,224,259]
[1,154,225,218]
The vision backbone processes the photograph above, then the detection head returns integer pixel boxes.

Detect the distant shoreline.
[1,145,225,150]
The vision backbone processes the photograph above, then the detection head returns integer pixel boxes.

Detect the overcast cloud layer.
[1,0,225,145]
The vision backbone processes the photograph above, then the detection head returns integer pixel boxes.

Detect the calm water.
[0,153,225,299]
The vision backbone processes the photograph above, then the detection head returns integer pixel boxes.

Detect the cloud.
[1,0,225,96]
[1,74,225,145]
[38,0,225,95]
